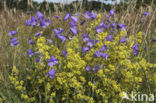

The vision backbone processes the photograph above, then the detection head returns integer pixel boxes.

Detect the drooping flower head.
[10,37,19,46]
[117,24,126,30]
[53,28,64,35]
[71,16,79,23]
[35,31,42,37]
[132,43,139,55]
[37,11,44,20]
[10,37,17,43]
[109,9,115,16]
[80,20,85,25]
[64,12,70,21]
[70,21,77,27]
[10,40,19,47]
[70,27,77,36]
[57,34,66,42]
[106,14,110,18]
[8,30,17,37]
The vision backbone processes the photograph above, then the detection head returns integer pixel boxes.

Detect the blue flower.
[36,57,41,63]
[87,39,95,47]
[47,56,59,67]
[106,14,110,18]
[39,20,46,28]
[143,12,149,16]
[101,53,109,60]
[84,11,97,20]
[54,15,60,19]
[107,19,112,22]
[62,51,67,58]
[10,37,17,42]
[86,66,91,72]
[132,43,138,55]
[45,19,51,26]
[111,22,116,27]
[70,21,77,27]
[71,16,79,23]
[70,27,77,36]
[53,28,64,35]
[35,51,42,56]
[8,30,17,37]
[82,33,90,42]
[47,68,56,79]
[120,36,127,43]
[35,31,42,37]
[95,26,103,33]
[25,19,32,26]
[28,49,34,57]
[91,12,97,20]
[31,16,37,27]
[93,66,101,72]
[10,41,19,47]
[109,9,115,16]
[57,34,66,42]
[101,44,107,51]
[152,39,156,42]
[82,47,90,53]
[84,11,92,19]
[117,24,126,30]
[37,11,44,20]
[80,20,85,25]
[64,12,70,21]
[105,35,112,41]
[100,22,107,29]
[10,37,19,46]
[94,50,101,57]
[29,39,35,45]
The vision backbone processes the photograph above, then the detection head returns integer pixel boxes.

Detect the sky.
[32,0,120,4]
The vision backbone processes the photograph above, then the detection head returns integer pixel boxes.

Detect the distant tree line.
[0,0,155,12]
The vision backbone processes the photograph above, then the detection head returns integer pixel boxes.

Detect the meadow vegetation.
[0,0,156,103]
